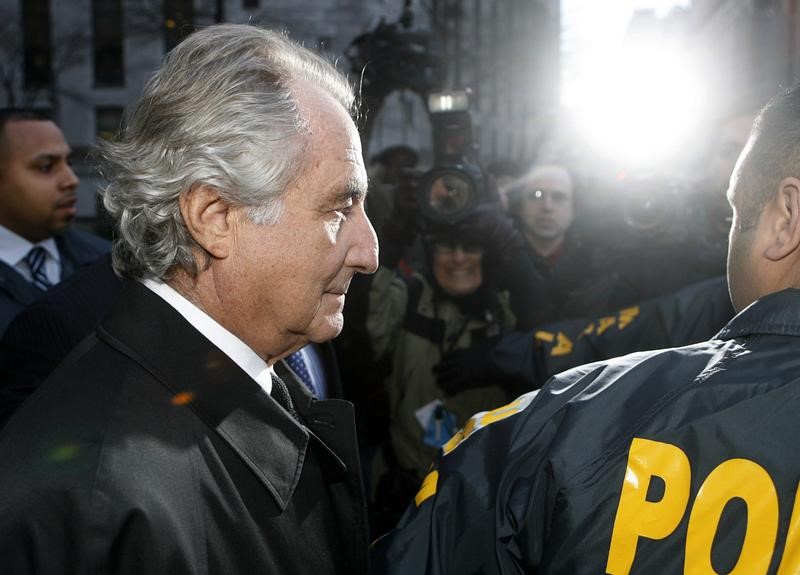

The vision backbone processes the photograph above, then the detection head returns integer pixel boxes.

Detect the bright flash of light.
[564,40,707,169]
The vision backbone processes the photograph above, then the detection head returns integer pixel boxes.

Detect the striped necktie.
[270,373,298,421]
[23,246,53,291]
[285,350,317,397]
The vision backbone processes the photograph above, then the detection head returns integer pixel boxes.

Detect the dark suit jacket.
[0,228,110,335]
[0,280,369,574]
[0,255,120,428]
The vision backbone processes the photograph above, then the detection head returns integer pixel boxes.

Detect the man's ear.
[179,184,232,259]
[765,177,800,261]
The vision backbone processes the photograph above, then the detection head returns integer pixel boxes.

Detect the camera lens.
[419,168,477,224]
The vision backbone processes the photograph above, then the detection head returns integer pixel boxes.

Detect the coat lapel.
[97,280,310,510]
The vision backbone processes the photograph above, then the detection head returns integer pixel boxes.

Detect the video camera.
[345,5,491,230]
[595,174,728,261]
[416,89,490,228]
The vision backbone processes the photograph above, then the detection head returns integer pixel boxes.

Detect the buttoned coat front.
[0,280,369,574]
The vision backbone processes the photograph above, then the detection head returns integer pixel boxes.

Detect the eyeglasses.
[433,242,484,256]
[522,189,572,204]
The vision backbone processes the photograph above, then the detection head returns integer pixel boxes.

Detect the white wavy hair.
[99,24,355,280]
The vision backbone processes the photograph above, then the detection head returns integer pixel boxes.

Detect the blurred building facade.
[6,0,798,225]
[0,0,565,224]
[0,0,381,222]
[686,0,793,118]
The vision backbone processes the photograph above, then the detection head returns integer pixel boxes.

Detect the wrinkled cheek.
[323,220,340,243]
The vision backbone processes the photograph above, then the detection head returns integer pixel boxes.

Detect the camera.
[345,8,489,230]
[619,176,693,240]
[345,17,443,99]
[416,89,489,227]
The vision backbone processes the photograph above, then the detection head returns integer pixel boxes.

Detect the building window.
[95,106,123,141]
[92,0,124,87]
[164,0,195,52]
[243,0,260,8]
[22,0,52,88]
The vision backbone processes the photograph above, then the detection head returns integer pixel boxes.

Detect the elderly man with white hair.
[0,24,378,574]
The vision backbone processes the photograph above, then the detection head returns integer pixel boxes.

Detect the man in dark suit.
[0,255,119,428]
[0,24,378,574]
[0,109,109,335]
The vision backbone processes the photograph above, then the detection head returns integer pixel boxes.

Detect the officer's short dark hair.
[737,86,800,228]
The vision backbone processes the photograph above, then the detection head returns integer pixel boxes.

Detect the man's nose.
[60,164,79,191]
[451,246,467,262]
[348,207,379,274]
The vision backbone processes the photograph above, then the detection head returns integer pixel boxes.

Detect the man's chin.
[307,313,344,343]
[50,219,74,235]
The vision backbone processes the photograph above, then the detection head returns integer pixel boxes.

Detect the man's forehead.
[4,120,69,156]
[727,136,756,203]
[733,135,756,180]
[336,138,368,192]
[524,166,572,191]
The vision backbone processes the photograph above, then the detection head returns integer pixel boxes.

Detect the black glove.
[433,339,510,396]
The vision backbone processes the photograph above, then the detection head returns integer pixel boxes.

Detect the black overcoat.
[0,280,369,574]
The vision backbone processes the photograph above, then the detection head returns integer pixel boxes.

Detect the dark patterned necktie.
[270,373,298,421]
[23,246,53,291]
[285,351,317,397]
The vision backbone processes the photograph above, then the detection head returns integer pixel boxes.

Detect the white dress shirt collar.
[142,278,272,394]
[0,224,60,284]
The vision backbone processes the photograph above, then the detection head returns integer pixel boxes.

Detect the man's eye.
[335,205,353,219]
[37,163,55,173]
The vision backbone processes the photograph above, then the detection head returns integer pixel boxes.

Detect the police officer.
[372,85,800,574]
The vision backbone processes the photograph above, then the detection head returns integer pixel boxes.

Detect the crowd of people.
[0,21,797,574]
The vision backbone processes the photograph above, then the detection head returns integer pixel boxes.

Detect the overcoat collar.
[97,280,347,511]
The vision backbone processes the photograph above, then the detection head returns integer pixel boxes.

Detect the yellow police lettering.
[551,332,573,356]
[597,316,617,335]
[618,306,640,330]
[685,458,778,575]
[414,470,439,506]
[775,481,800,574]
[606,439,796,575]
[606,438,691,575]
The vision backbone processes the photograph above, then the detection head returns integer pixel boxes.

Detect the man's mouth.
[57,196,78,210]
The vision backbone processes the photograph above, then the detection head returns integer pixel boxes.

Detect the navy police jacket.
[372,288,800,574]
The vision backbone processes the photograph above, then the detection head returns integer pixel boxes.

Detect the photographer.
[506,164,609,320]
[357,192,552,533]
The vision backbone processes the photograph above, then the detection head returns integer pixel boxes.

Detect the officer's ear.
[179,184,233,259]
[765,177,800,262]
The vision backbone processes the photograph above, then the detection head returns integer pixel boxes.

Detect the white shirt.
[0,225,61,285]
[142,278,273,395]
